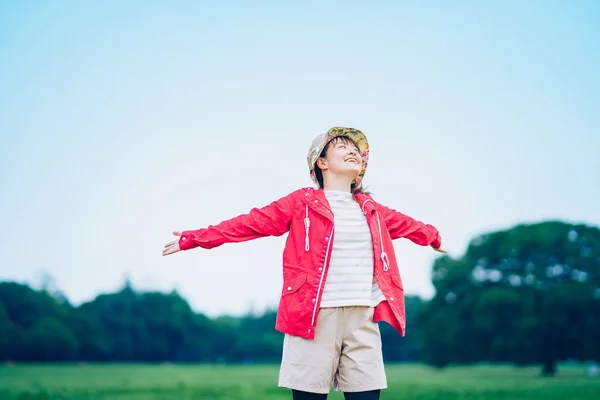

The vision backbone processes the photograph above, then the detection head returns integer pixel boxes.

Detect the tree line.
[1,220,599,375]
[0,279,423,364]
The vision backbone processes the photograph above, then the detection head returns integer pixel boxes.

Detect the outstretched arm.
[162,191,297,256]
[375,202,446,252]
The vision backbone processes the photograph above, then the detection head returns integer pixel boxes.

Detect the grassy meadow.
[0,363,598,400]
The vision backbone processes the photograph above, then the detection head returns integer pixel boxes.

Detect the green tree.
[0,282,70,329]
[226,309,283,362]
[67,304,113,361]
[24,316,79,361]
[75,282,223,362]
[420,221,600,375]
[0,282,75,361]
[380,295,425,362]
[0,301,20,361]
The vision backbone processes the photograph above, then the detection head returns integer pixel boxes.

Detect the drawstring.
[380,251,390,272]
[375,210,390,272]
[304,204,310,251]
[361,199,372,215]
[362,199,390,272]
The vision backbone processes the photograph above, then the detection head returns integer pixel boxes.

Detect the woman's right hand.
[163,231,182,256]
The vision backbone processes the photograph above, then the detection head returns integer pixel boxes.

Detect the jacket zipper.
[308,196,388,328]
[311,226,334,327]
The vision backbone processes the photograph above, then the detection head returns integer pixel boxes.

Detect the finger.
[163,247,179,256]
[173,231,182,236]
[164,240,177,248]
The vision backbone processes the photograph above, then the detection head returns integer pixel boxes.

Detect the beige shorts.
[278,306,387,394]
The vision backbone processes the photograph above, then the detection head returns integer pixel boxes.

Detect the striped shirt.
[320,190,387,308]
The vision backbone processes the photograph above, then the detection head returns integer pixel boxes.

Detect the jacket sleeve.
[375,201,442,249]
[178,190,298,251]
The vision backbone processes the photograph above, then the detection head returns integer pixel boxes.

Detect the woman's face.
[318,137,362,180]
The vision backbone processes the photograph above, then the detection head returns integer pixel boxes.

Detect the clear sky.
[1,0,599,317]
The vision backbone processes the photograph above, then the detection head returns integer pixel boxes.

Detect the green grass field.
[0,363,598,400]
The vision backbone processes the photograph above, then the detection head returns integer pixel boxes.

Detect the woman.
[163,127,446,399]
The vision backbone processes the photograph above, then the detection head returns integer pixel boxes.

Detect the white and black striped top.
[320,190,387,308]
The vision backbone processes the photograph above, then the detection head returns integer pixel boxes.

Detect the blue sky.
[1,0,599,316]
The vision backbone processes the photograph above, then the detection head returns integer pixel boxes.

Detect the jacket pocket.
[282,273,307,296]
[391,274,404,291]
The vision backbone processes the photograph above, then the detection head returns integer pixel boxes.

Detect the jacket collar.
[302,188,333,221]
[354,192,376,214]
[303,187,376,214]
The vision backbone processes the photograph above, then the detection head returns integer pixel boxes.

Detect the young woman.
[163,127,446,400]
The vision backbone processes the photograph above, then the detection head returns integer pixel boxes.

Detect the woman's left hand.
[163,231,182,256]
[431,245,447,253]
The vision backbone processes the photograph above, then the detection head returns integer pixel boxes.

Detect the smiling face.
[315,136,362,184]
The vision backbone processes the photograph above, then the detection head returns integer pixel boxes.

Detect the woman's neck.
[322,175,353,192]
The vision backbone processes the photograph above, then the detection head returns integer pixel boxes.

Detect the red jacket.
[178,187,441,340]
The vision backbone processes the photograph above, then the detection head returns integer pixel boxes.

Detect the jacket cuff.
[179,230,200,251]
[431,234,442,250]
